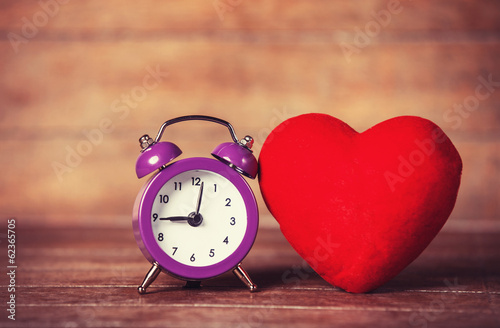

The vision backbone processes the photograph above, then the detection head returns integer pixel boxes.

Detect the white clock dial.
[151,169,247,267]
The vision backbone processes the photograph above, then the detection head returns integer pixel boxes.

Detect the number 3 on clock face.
[133,157,258,281]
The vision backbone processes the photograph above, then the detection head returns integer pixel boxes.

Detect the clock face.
[151,169,247,267]
[134,157,259,280]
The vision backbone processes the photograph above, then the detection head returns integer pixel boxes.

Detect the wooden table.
[2,224,499,327]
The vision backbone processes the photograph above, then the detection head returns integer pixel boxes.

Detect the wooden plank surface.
[1,2,499,325]
[0,225,499,327]
[0,39,499,224]
[2,0,500,31]
[0,2,499,227]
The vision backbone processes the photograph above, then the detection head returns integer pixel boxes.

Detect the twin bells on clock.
[135,115,258,180]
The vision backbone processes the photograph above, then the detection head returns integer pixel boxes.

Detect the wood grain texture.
[1,0,500,31]
[1,2,499,326]
[0,0,499,226]
[1,226,499,327]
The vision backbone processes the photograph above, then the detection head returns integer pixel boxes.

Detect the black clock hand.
[180,182,205,227]
[195,181,204,215]
[159,216,190,221]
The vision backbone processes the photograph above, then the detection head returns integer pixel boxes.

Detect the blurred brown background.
[1,0,499,229]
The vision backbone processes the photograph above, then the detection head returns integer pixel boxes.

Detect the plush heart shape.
[259,114,462,293]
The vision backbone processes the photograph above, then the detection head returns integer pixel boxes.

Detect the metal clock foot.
[233,263,257,292]
[138,261,161,294]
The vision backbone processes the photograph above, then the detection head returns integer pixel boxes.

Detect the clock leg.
[138,261,161,294]
[233,263,257,292]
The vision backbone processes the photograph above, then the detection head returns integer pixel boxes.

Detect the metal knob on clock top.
[132,115,259,294]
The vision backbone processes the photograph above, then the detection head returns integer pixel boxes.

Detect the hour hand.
[159,216,190,221]
[161,215,202,227]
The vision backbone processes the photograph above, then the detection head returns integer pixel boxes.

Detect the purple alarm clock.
[133,115,259,294]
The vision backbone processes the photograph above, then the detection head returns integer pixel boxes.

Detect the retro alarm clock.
[132,115,259,294]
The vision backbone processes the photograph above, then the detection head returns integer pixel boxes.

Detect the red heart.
[258,114,462,293]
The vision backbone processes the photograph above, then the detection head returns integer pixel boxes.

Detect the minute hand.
[195,182,204,214]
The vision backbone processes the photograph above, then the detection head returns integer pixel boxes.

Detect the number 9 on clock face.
[133,157,258,281]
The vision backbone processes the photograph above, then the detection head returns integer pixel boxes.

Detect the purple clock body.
[133,157,259,281]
